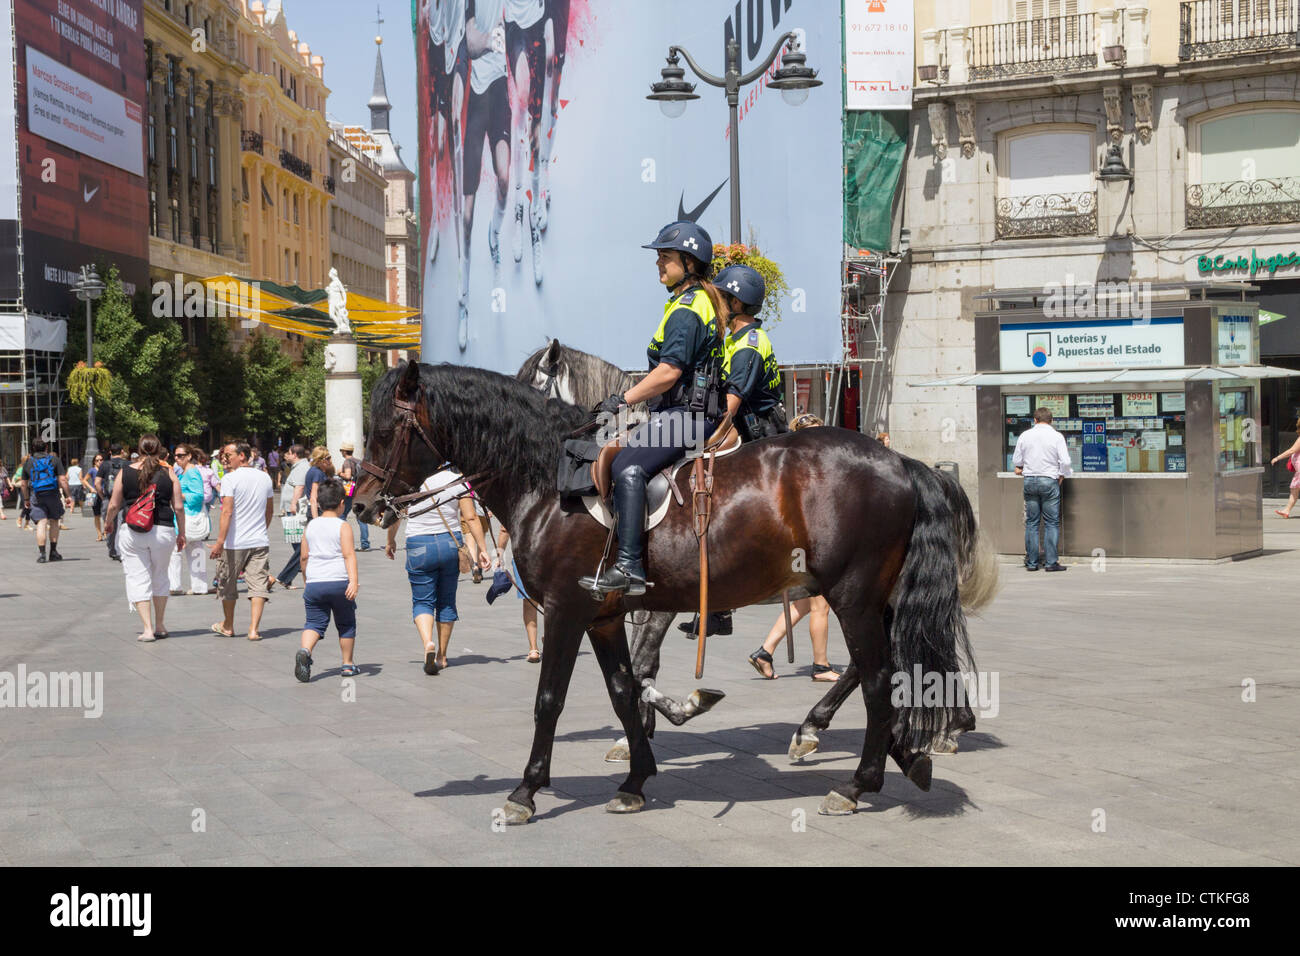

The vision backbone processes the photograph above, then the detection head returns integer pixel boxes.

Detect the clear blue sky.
[287,0,419,178]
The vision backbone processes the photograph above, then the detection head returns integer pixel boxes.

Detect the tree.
[242,332,298,445]
[193,318,246,448]
[290,340,327,447]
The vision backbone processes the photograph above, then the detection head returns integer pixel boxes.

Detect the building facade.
[235,0,331,349]
[327,125,386,302]
[893,0,1300,502]
[144,0,249,343]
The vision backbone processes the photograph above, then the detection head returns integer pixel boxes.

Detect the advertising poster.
[416,0,843,374]
[1216,313,1253,365]
[1082,420,1107,472]
[1123,392,1157,416]
[1005,394,1030,416]
[844,0,912,110]
[14,0,148,314]
[1,3,18,299]
[1035,394,1069,419]
[1162,392,1186,412]
[999,318,1185,372]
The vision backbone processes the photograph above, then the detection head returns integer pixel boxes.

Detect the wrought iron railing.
[996,191,1097,239]
[278,148,313,182]
[323,175,336,195]
[1179,0,1300,60]
[970,13,1096,79]
[240,129,263,154]
[1186,177,1300,227]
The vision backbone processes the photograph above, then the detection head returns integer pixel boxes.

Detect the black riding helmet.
[642,220,714,271]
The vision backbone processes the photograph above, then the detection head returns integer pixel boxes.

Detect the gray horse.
[515,339,972,762]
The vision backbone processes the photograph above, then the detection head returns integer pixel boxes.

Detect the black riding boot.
[678,610,733,639]
[589,466,649,596]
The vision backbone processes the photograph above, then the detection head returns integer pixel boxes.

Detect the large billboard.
[417,0,843,373]
[13,0,148,314]
[1,2,20,299]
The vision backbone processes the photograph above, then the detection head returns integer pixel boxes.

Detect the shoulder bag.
[432,494,472,574]
[124,478,158,532]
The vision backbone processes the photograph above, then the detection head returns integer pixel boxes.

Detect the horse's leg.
[605,610,671,762]
[585,617,657,812]
[789,662,861,760]
[503,613,585,824]
[819,607,894,816]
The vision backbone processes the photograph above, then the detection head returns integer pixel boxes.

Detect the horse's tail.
[891,457,991,749]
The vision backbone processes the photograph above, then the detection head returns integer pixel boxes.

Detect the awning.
[910,365,1300,387]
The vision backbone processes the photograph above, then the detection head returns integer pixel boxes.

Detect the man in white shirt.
[210,441,275,639]
[1012,407,1073,572]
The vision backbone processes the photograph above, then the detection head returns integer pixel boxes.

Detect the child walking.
[294,478,360,682]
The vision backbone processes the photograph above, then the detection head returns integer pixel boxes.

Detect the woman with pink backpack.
[102,435,187,642]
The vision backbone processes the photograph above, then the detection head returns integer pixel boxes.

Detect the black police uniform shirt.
[646,285,718,410]
[724,322,781,415]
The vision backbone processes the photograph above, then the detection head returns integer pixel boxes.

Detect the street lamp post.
[74,266,105,467]
[647,32,821,243]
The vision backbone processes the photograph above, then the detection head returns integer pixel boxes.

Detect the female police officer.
[585,220,725,596]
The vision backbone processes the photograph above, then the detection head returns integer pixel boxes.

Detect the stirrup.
[579,562,649,599]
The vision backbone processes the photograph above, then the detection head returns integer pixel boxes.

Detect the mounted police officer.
[678,263,788,639]
[586,219,726,596]
[716,264,787,441]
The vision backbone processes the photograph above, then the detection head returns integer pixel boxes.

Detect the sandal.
[1275,509,1290,519]
[341,663,360,677]
[294,649,313,683]
[154,631,169,640]
[210,622,234,637]
[136,633,156,643]
[747,648,777,679]
[423,645,441,675]
[811,663,840,682]
[526,649,541,663]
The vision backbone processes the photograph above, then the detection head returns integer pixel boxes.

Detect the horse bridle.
[536,361,562,400]
[359,392,493,520]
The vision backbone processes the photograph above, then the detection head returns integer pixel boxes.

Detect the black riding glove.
[594,392,625,415]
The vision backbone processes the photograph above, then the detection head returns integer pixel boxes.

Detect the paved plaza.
[1,506,1297,866]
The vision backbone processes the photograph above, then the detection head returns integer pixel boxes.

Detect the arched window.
[1187,104,1300,227]
[996,125,1097,238]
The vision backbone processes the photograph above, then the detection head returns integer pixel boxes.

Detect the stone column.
[174,64,193,247]
[195,81,211,253]
[151,57,170,241]
[324,334,363,465]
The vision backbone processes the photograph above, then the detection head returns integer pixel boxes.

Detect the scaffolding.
[0,317,68,470]
[841,250,900,434]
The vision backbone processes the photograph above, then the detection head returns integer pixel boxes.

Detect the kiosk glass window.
[1218,388,1253,471]
[1004,392,1188,474]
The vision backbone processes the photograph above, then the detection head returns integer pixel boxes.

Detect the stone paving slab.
[1,508,1298,865]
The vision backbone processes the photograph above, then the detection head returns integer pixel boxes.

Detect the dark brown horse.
[353,361,995,823]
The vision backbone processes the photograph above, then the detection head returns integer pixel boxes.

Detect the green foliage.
[360,351,388,423]
[290,340,327,447]
[194,318,246,446]
[241,332,298,441]
[708,229,791,325]
[67,363,111,405]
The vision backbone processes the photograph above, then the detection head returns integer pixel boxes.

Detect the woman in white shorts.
[103,435,186,642]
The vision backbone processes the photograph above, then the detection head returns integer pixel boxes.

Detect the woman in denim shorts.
[386,466,490,675]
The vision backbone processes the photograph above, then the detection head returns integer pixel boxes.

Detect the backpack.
[124,475,158,532]
[103,458,124,497]
[29,455,57,493]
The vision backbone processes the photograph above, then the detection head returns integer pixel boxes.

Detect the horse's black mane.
[374,362,590,493]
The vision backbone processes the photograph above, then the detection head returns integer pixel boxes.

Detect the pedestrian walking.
[0,458,10,521]
[494,526,540,663]
[97,443,129,561]
[19,438,74,563]
[12,459,32,530]
[167,444,211,595]
[209,441,275,640]
[385,466,491,675]
[82,453,105,540]
[1013,406,1073,572]
[294,478,360,682]
[66,458,84,509]
[267,446,280,490]
[273,445,332,590]
[1271,433,1300,518]
[303,445,335,519]
[102,435,186,642]
[337,441,371,552]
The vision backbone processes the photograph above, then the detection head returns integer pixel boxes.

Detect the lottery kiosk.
[937,292,1295,560]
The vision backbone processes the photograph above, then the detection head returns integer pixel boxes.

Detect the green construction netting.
[844,110,908,253]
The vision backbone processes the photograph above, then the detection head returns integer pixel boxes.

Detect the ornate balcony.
[240,129,263,154]
[1186,177,1300,228]
[996,191,1097,239]
[970,13,1096,80]
[1179,0,1299,60]
[323,174,336,195]
[278,148,313,183]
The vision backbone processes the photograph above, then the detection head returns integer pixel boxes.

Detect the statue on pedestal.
[327,267,352,336]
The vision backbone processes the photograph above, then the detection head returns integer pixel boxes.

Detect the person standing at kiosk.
[1013,407,1073,572]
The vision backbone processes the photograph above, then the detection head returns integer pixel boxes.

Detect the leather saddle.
[582,424,742,532]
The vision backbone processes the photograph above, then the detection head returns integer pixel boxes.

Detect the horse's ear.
[545,338,561,363]
[396,360,421,399]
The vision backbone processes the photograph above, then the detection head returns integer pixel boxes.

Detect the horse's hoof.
[688,688,726,715]
[604,792,645,814]
[501,800,534,825]
[604,735,630,763]
[818,790,857,816]
[929,734,959,756]
[907,754,933,792]
[789,729,820,761]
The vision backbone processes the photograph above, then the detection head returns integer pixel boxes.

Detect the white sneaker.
[530,203,543,286]
[511,200,524,263]
[487,220,501,268]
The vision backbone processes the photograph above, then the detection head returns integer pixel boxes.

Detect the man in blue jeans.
[1012,406,1073,572]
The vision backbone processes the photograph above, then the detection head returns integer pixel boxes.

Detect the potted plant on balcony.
[709,232,791,325]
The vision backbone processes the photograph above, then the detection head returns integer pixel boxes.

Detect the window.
[293,195,299,224]
[1003,391,1188,474]
[996,126,1097,238]
[149,188,158,236]
[192,216,201,248]
[241,168,249,202]
[148,113,156,165]
[1194,107,1300,184]
[168,121,177,169]
[209,207,219,253]
[1219,388,1253,471]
